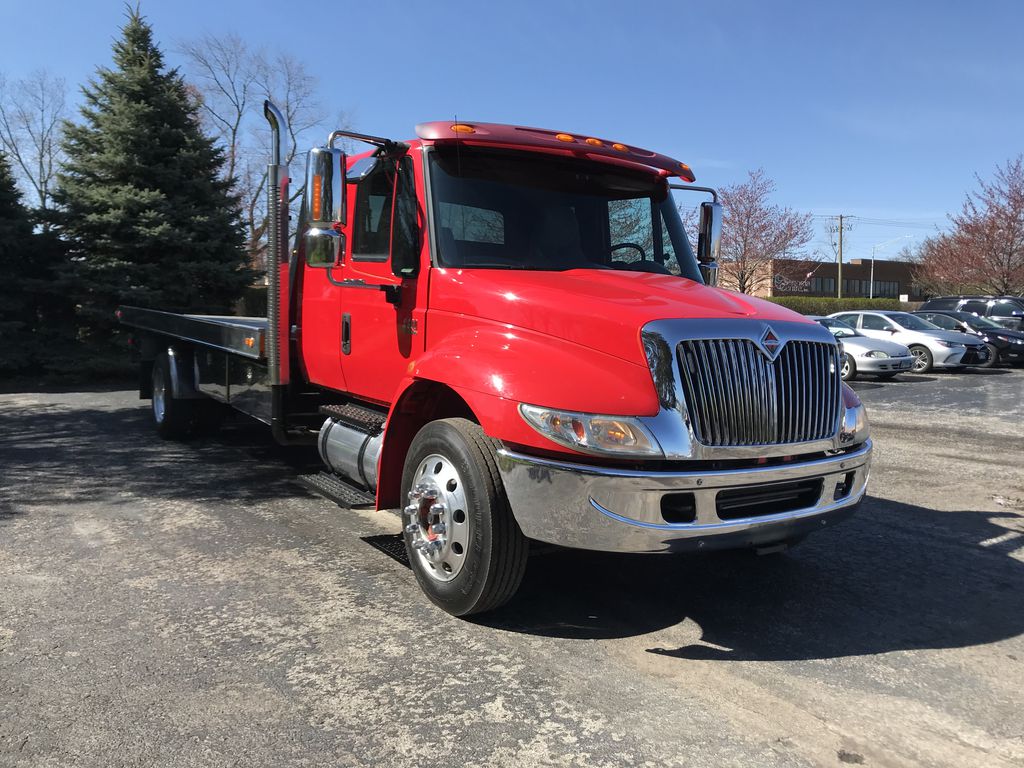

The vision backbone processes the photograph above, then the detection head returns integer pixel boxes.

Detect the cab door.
[335,154,425,404]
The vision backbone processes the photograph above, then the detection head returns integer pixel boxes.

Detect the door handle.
[341,313,351,355]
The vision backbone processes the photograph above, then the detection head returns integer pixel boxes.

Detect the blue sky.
[3,0,1022,262]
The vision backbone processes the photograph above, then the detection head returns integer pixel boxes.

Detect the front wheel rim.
[404,454,470,582]
[911,349,928,372]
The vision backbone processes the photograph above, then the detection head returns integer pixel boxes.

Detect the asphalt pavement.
[1,369,1023,767]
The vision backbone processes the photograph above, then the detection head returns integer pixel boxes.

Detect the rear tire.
[401,418,528,617]
[909,345,933,373]
[151,352,197,440]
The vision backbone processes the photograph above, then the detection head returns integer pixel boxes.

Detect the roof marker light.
[451,123,476,134]
[679,162,691,174]
[555,133,575,142]
[611,143,629,152]
[585,137,603,146]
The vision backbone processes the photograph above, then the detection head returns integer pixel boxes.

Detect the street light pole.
[869,235,914,299]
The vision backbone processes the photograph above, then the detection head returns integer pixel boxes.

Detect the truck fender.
[376,379,476,509]
[374,325,658,508]
[404,323,657,416]
[166,345,204,400]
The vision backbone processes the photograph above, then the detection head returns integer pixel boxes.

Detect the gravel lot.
[2,369,1023,767]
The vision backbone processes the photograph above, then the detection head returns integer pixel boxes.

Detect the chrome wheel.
[404,453,470,582]
[840,354,854,381]
[910,346,931,373]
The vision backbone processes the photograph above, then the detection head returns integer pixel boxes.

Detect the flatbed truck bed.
[117,306,268,360]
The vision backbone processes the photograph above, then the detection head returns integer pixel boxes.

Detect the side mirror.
[697,201,722,287]
[303,146,346,267]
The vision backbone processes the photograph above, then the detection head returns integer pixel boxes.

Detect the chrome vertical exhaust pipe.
[263,100,290,442]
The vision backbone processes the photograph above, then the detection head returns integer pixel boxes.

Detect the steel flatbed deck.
[117,306,267,360]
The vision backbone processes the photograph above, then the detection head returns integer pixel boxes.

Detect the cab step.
[318,403,387,435]
[296,471,376,508]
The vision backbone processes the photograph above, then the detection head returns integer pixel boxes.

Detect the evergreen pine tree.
[0,151,36,373]
[55,8,251,358]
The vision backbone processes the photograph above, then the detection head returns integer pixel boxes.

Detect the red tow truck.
[119,101,872,616]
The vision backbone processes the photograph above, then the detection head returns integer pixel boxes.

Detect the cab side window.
[391,157,420,277]
[352,161,396,262]
[961,300,988,315]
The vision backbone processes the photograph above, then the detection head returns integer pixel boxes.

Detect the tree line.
[0,8,333,379]
[907,157,1024,297]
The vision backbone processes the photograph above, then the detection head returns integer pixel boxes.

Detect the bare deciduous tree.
[683,169,813,295]
[911,156,1024,296]
[0,70,67,220]
[181,38,338,272]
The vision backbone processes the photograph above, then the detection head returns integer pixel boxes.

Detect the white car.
[829,311,990,373]
[808,316,913,381]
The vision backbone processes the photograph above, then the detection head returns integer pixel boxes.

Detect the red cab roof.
[414,121,696,183]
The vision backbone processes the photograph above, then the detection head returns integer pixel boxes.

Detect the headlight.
[863,350,889,358]
[935,340,963,348]
[839,383,870,446]
[994,335,1012,343]
[519,404,663,457]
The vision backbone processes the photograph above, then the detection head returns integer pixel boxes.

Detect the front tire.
[401,418,528,617]
[840,353,857,381]
[980,343,999,368]
[909,345,933,373]
[151,351,197,439]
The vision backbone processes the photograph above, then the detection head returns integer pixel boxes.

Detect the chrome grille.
[677,339,841,446]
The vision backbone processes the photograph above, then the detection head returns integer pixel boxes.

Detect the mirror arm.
[670,183,718,203]
[335,278,403,307]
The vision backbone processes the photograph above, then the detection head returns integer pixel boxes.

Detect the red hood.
[428,268,808,365]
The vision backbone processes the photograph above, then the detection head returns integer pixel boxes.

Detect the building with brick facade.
[746,257,925,301]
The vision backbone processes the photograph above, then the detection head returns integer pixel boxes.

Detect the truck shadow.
[0,403,318,516]
[481,496,1024,660]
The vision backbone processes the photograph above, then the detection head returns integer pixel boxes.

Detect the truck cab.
[121,107,872,617]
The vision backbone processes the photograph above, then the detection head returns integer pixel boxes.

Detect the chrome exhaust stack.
[263,100,290,443]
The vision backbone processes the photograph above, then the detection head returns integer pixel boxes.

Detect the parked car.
[808,315,914,381]
[913,310,1024,367]
[828,310,990,373]
[918,295,1024,332]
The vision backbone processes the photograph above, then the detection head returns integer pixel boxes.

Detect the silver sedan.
[808,316,914,381]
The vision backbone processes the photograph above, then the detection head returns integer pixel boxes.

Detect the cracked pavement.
[1,368,1023,767]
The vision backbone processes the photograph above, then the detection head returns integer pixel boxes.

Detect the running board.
[296,471,376,508]
[319,403,386,435]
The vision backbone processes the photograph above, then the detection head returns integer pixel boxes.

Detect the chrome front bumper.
[496,440,871,553]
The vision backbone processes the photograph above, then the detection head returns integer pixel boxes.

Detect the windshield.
[428,147,702,281]
[817,317,859,337]
[956,312,1003,330]
[888,312,939,331]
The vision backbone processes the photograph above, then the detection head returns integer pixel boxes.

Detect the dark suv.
[918,296,1024,331]
[913,310,1024,366]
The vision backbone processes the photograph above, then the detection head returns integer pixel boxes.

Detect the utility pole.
[837,214,844,298]
[825,215,853,298]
